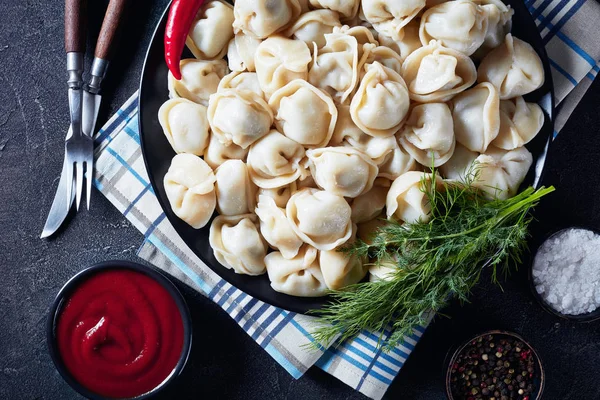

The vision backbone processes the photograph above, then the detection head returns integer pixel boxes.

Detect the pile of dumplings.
[158,0,546,297]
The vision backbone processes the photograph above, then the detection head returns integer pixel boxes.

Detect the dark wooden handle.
[65,0,87,53]
[95,0,129,60]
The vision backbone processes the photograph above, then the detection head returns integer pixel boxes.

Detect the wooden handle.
[65,0,87,53]
[95,0,129,60]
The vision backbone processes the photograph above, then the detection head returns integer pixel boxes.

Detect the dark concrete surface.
[1,0,599,399]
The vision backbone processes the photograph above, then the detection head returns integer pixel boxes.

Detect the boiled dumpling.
[227,33,262,72]
[186,1,235,60]
[204,133,249,170]
[398,102,455,167]
[320,244,368,289]
[329,104,396,164]
[256,182,297,208]
[378,140,418,179]
[377,18,422,61]
[265,245,328,297]
[386,171,441,223]
[439,142,478,181]
[209,214,268,275]
[350,62,410,137]
[309,0,360,20]
[207,89,273,149]
[233,0,301,39]
[217,71,264,99]
[361,0,426,40]
[333,25,379,59]
[286,188,353,251]
[269,79,338,148]
[164,154,216,229]
[246,130,308,189]
[471,0,514,58]
[158,98,210,156]
[492,97,544,150]
[369,263,397,282]
[350,177,390,223]
[419,0,488,56]
[308,32,361,104]
[477,34,544,99]
[307,147,378,197]
[214,160,256,216]
[356,214,386,244]
[254,36,312,97]
[255,195,304,259]
[451,82,500,153]
[472,146,533,200]
[168,59,228,106]
[283,10,342,50]
[402,40,477,103]
[362,44,404,75]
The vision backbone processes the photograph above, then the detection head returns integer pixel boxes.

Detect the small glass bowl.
[46,260,193,400]
[445,330,545,400]
[528,227,600,323]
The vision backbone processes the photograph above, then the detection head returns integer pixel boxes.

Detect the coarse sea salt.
[532,228,600,315]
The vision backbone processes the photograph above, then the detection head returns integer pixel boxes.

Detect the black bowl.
[528,227,600,322]
[445,330,545,400]
[138,0,555,314]
[46,260,193,400]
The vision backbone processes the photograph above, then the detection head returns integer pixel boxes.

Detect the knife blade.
[41,127,76,239]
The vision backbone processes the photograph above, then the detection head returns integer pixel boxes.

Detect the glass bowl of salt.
[529,227,600,322]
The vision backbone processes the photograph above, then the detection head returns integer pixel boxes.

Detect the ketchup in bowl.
[48,262,191,399]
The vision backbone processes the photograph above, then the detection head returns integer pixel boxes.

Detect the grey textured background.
[1,0,600,399]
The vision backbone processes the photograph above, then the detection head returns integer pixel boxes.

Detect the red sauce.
[56,269,185,398]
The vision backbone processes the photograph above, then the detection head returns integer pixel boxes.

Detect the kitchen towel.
[91,1,600,398]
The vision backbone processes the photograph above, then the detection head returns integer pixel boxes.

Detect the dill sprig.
[310,170,554,350]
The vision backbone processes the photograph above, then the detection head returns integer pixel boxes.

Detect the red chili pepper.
[164,0,205,80]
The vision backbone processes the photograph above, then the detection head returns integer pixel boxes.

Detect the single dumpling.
[350,62,410,138]
[286,188,353,251]
[283,10,342,50]
[377,18,422,61]
[350,177,390,223]
[214,160,256,216]
[269,79,338,148]
[306,147,379,198]
[378,140,418,179]
[255,195,304,259]
[168,59,228,106]
[309,0,360,20]
[207,89,273,149]
[398,103,456,167]
[204,133,249,170]
[472,146,533,200]
[209,214,268,275]
[492,97,544,150]
[471,0,514,58]
[419,0,488,56]
[333,25,379,60]
[329,104,396,164]
[217,71,264,99]
[256,182,297,208]
[227,33,262,72]
[254,36,312,98]
[186,1,235,60]
[451,82,500,153]
[402,40,477,103]
[308,32,361,104]
[158,98,210,156]
[477,34,545,99]
[362,0,425,40]
[369,263,397,282]
[362,45,404,75]
[439,142,478,182]
[265,245,328,297]
[386,171,441,223]
[163,154,216,229]
[320,244,368,289]
[246,130,308,189]
[233,0,301,39]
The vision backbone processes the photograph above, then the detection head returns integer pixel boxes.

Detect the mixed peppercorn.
[449,334,539,400]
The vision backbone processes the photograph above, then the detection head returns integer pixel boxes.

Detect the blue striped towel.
[92,1,600,398]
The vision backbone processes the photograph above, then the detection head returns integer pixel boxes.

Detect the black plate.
[138,0,555,314]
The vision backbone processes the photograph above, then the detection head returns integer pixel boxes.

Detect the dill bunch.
[310,171,554,350]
